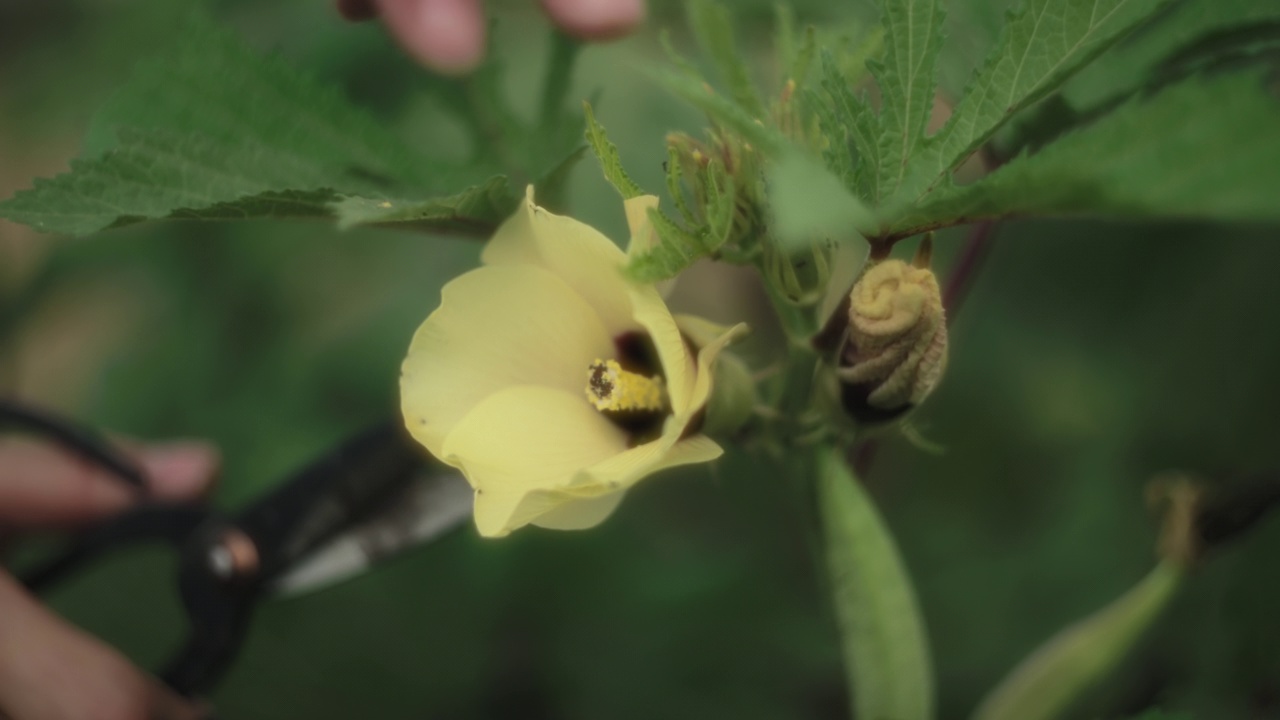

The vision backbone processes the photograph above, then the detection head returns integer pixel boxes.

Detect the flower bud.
[669,314,756,439]
[837,237,948,424]
[664,129,764,250]
[701,349,756,438]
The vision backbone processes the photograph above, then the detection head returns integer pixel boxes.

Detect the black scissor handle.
[8,404,427,698]
[0,398,147,491]
[18,503,208,592]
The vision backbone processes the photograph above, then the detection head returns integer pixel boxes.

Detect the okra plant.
[3,0,1278,718]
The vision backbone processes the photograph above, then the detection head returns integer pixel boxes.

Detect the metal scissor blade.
[269,468,473,598]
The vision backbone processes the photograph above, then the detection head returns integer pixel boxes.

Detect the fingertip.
[376,0,487,75]
[540,0,645,41]
[137,442,221,501]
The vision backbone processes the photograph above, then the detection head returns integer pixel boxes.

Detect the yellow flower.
[400,187,748,537]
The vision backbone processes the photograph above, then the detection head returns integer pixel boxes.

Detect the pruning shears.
[0,399,473,697]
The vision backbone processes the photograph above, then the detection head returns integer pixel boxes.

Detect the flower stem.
[942,220,998,318]
[537,32,582,134]
[760,266,821,430]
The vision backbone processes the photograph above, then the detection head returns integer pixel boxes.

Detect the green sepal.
[582,102,645,200]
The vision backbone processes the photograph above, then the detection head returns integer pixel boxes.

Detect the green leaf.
[869,0,947,201]
[973,561,1184,720]
[1066,0,1280,109]
[688,0,766,118]
[0,129,342,236]
[583,102,645,200]
[791,25,819,92]
[807,89,856,192]
[0,16,511,237]
[816,50,882,199]
[625,160,737,282]
[659,29,706,83]
[703,160,738,249]
[817,445,934,720]
[83,15,439,189]
[769,153,875,251]
[884,72,1280,237]
[894,0,1177,207]
[330,176,515,233]
[626,209,704,282]
[648,69,788,157]
[532,146,588,215]
[665,145,698,226]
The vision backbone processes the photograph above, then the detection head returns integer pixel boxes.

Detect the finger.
[539,0,645,41]
[0,573,201,720]
[0,440,220,529]
[374,0,487,75]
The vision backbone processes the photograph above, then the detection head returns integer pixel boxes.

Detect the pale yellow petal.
[530,492,627,530]
[624,194,677,298]
[576,432,724,493]
[441,385,627,537]
[534,434,725,530]
[400,266,613,457]
[673,314,736,350]
[628,285,695,413]
[686,321,751,419]
[482,186,636,334]
[659,434,726,470]
[623,195,660,257]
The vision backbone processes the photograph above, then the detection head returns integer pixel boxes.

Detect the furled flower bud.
[837,237,948,424]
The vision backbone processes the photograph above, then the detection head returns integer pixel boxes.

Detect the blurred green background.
[2,0,1278,718]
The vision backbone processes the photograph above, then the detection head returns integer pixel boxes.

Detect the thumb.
[0,439,220,530]
[0,573,203,720]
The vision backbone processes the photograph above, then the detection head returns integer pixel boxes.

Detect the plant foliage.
[0,15,589,238]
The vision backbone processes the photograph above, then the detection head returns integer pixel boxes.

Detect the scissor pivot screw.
[206,528,260,581]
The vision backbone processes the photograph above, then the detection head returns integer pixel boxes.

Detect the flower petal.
[628,285,695,414]
[441,385,627,537]
[623,194,677,298]
[482,186,636,334]
[623,195,660,257]
[673,314,736,350]
[579,433,724,492]
[681,319,751,417]
[401,266,614,457]
[533,434,725,530]
[530,492,627,530]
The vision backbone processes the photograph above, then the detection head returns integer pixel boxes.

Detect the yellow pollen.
[585,359,667,412]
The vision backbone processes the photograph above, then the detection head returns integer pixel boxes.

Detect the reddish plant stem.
[942,220,997,318]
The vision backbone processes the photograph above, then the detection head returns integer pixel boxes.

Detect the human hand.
[0,438,220,720]
[338,0,646,75]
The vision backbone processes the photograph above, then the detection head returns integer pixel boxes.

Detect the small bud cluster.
[665,128,765,253]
